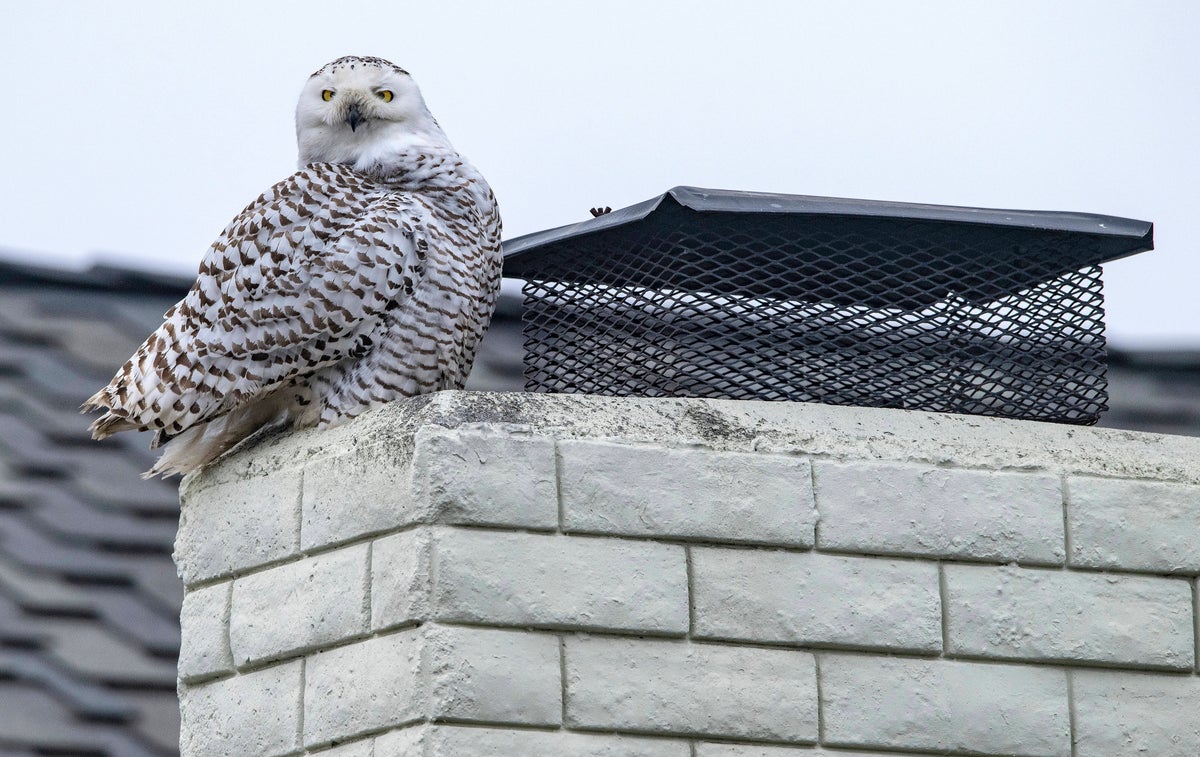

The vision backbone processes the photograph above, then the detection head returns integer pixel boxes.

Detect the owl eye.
[321,90,334,102]
[378,90,394,103]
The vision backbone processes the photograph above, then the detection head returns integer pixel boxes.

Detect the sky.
[0,1,1196,346]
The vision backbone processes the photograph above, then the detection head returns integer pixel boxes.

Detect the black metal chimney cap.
[502,186,1154,278]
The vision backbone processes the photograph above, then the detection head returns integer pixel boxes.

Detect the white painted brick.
[412,426,558,529]
[175,467,301,584]
[560,440,814,545]
[565,636,817,742]
[696,745,943,757]
[177,580,233,682]
[425,625,561,726]
[302,444,417,551]
[945,563,1194,669]
[176,395,1200,757]
[371,529,433,631]
[433,529,688,634]
[374,724,690,757]
[230,544,369,665]
[304,630,423,748]
[814,461,1064,563]
[692,547,940,652]
[372,727,423,755]
[1073,670,1200,756]
[179,660,301,757]
[1068,476,1200,573]
[821,654,1070,756]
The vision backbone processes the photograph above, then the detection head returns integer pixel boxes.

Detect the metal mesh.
[512,202,1120,425]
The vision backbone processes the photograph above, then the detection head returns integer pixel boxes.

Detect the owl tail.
[144,392,291,478]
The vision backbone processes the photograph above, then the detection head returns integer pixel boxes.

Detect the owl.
[83,56,503,477]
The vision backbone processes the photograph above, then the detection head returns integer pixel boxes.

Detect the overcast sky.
[1,1,1195,346]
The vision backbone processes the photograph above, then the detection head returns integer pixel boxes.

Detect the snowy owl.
[83,56,503,477]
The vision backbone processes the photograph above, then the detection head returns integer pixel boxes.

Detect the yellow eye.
[378,90,393,103]
[321,89,334,102]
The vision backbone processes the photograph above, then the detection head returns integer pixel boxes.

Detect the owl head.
[295,56,446,170]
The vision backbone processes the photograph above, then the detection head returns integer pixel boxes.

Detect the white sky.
[1,1,1196,346]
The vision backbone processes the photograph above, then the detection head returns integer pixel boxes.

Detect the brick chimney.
[174,392,1200,756]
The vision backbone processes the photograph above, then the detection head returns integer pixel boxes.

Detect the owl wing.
[84,163,427,444]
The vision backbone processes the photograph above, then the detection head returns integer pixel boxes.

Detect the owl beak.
[346,103,365,131]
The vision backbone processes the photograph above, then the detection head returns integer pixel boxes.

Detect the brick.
[178,580,233,682]
[560,440,814,545]
[692,547,940,652]
[1068,476,1200,573]
[179,660,301,756]
[425,625,561,726]
[565,636,817,742]
[374,725,689,757]
[230,544,369,665]
[411,426,558,529]
[175,466,302,584]
[1073,670,1200,756]
[302,444,417,551]
[432,529,688,634]
[821,654,1070,756]
[372,727,422,755]
[371,529,433,631]
[945,563,1194,669]
[814,461,1064,563]
[304,630,423,747]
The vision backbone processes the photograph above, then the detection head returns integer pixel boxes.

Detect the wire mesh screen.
[505,189,1151,425]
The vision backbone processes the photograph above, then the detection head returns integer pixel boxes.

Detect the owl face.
[295,56,439,168]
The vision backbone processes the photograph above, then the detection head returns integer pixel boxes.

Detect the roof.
[0,251,1192,755]
[0,261,187,755]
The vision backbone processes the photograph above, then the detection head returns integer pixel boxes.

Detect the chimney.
[175,391,1200,756]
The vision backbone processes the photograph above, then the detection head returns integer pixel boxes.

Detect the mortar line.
[303,718,423,754]
[1193,578,1199,675]
[297,656,306,749]
[1066,667,1078,757]
[184,513,1200,588]
[938,561,950,656]
[211,611,1200,682]
[685,545,696,638]
[809,460,821,549]
[559,634,569,728]
[814,652,825,745]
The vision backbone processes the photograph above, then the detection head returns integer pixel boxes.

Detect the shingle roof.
[0,264,185,755]
[0,253,1193,755]
[1101,348,1200,437]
